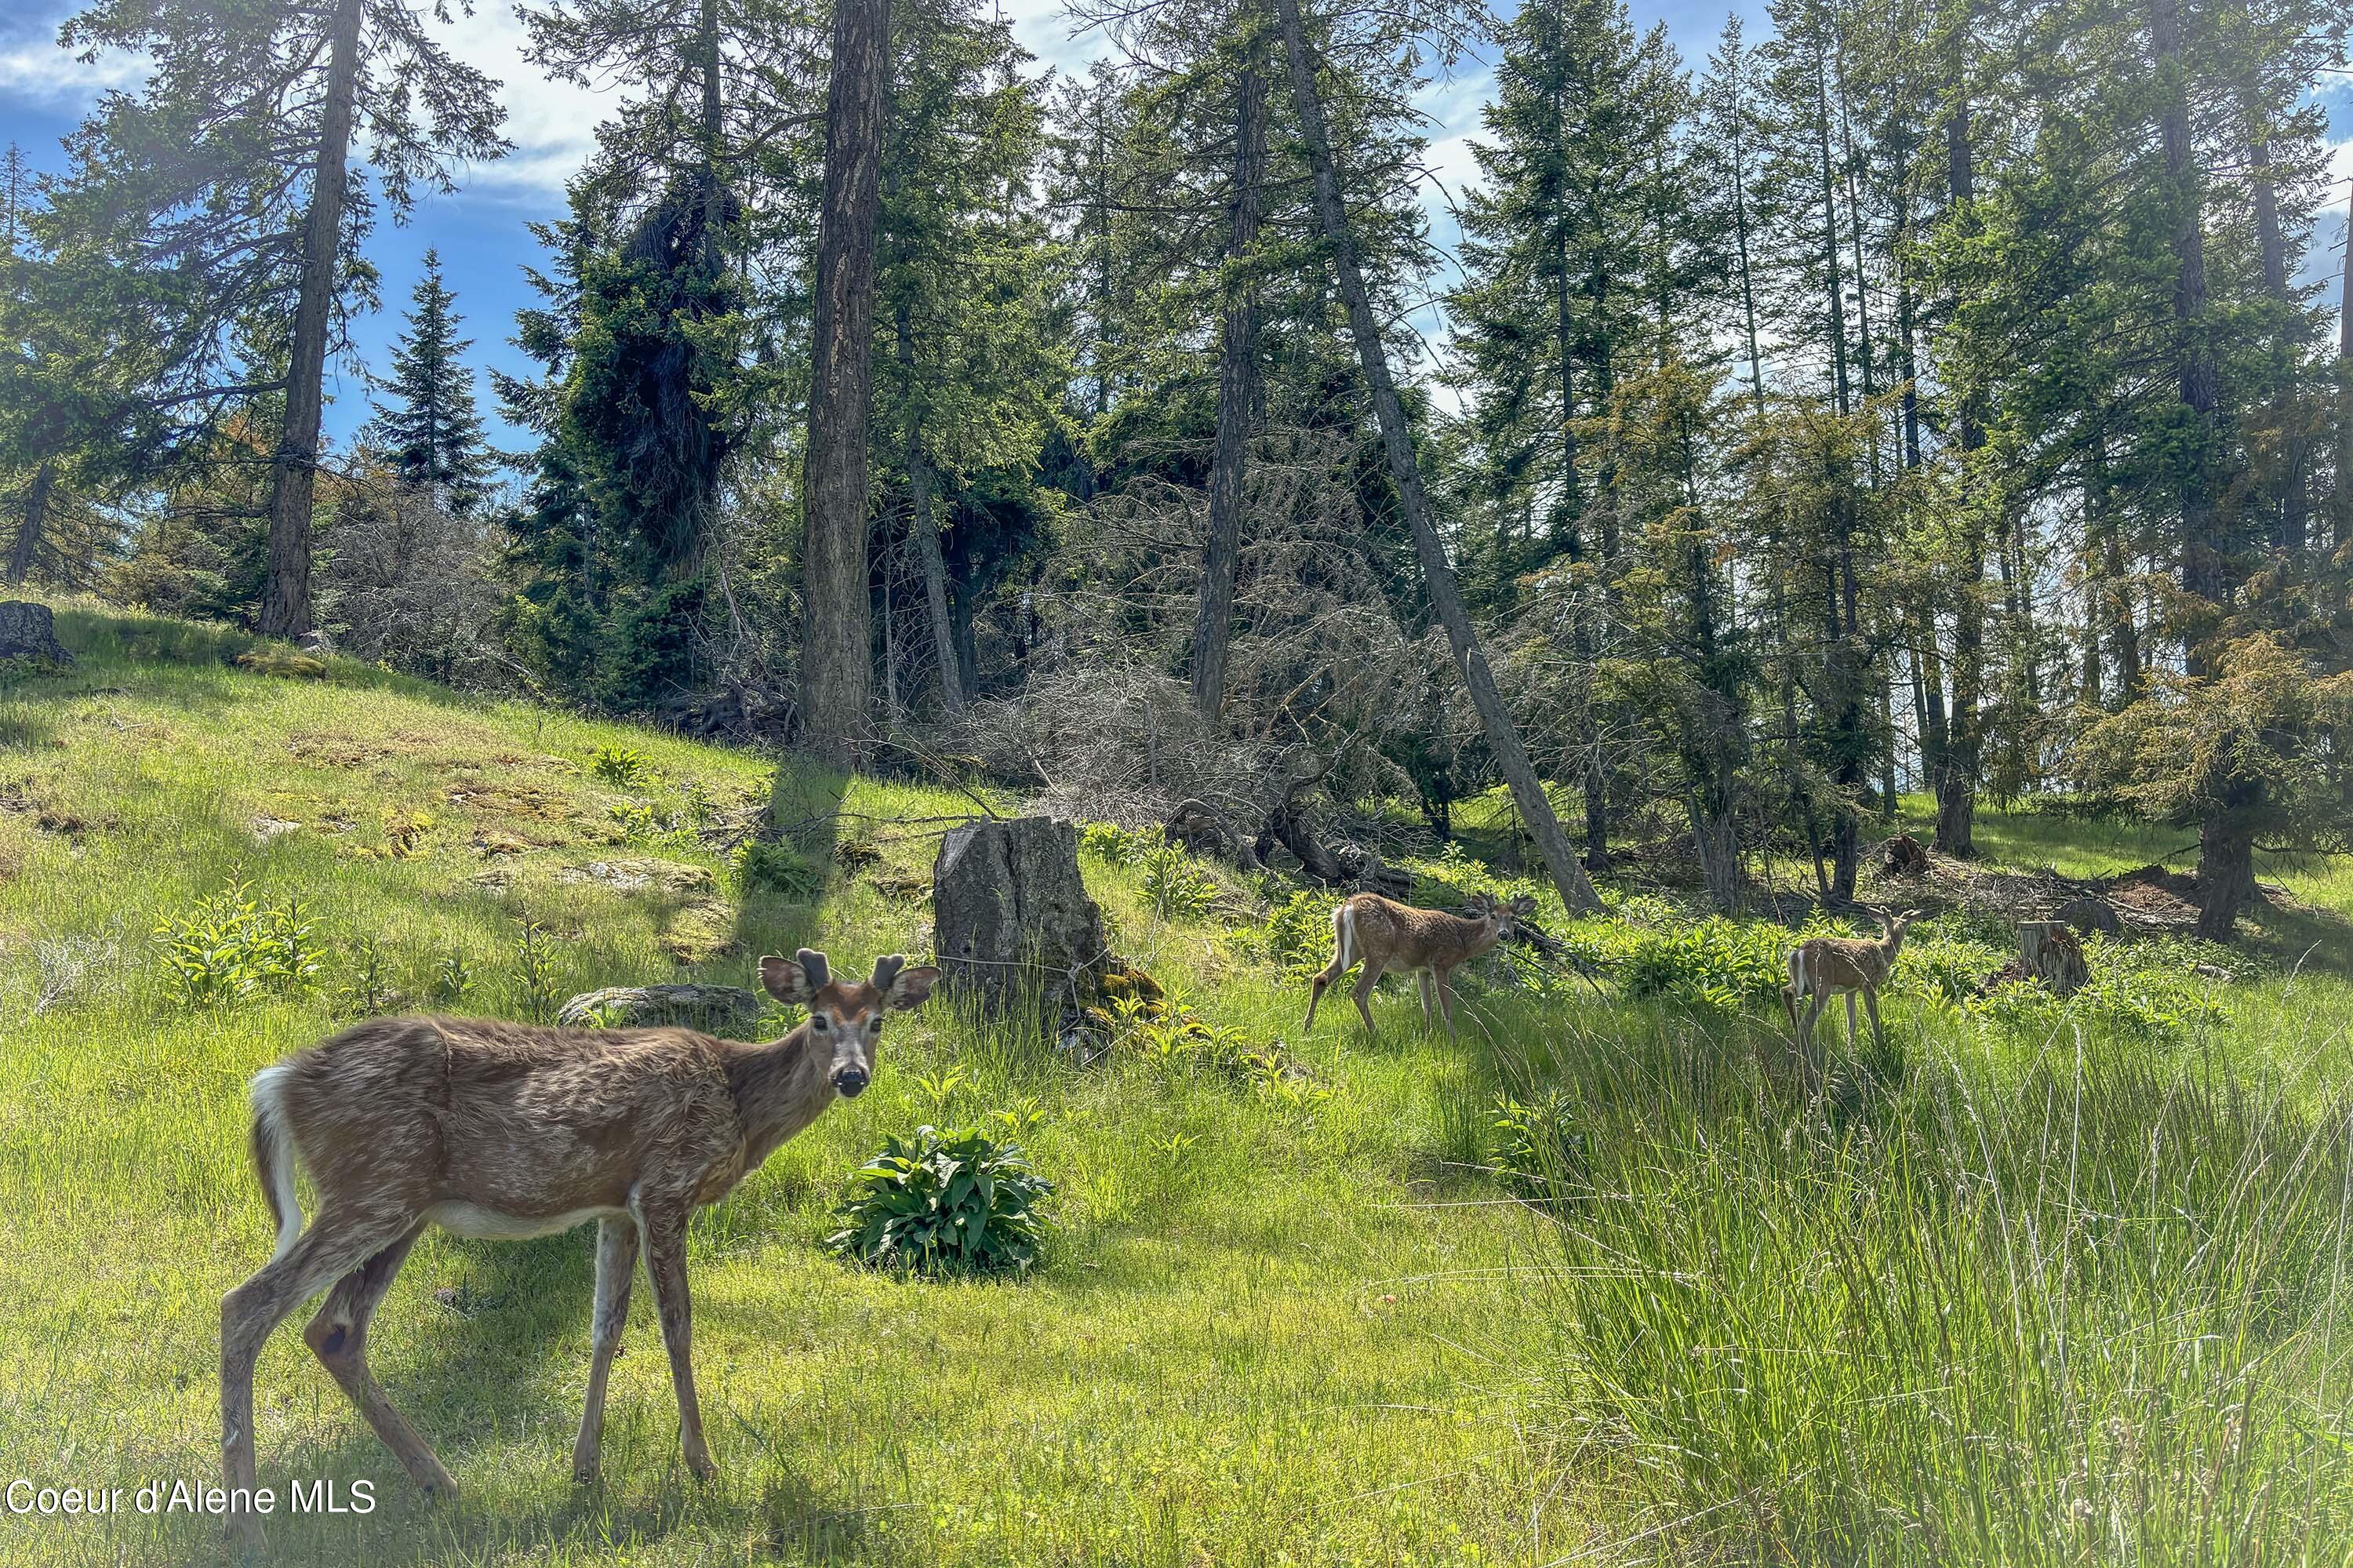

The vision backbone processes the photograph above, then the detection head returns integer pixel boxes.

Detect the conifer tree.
[365,252,496,517]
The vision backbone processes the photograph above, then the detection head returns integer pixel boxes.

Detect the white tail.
[247,1064,301,1263]
[1332,902,1358,973]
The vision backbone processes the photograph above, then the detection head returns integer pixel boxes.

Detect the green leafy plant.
[511,918,562,1021]
[733,839,819,899]
[1493,1089,1587,1202]
[428,948,473,1007]
[153,883,325,1008]
[589,743,653,786]
[827,1121,1056,1277]
[1263,890,1340,980]
[1079,820,1140,861]
[1620,920,1787,1011]
[1136,832,1217,920]
[339,933,399,1016]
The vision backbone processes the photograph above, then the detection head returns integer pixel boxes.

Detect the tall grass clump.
[1524,1014,2353,1562]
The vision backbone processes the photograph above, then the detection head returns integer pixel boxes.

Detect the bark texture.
[259,0,364,638]
[798,0,893,766]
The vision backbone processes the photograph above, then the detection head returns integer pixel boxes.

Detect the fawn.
[1782,908,1918,1085]
[1302,890,1537,1040]
[217,948,938,1550]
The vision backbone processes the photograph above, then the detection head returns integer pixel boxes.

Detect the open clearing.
[2,605,2350,1565]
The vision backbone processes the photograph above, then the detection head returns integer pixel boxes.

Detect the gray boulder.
[933,816,1108,1014]
[555,983,767,1034]
[0,602,71,666]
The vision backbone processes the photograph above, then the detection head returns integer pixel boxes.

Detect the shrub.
[827,1117,1056,1277]
[733,839,819,899]
[1492,1088,1587,1202]
[589,743,653,786]
[1136,833,1217,920]
[1976,966,2224,1046]
[1078,820,1140,861]
[1620,919,1787,1011]
[1263,890,1339,980]
[154,883,325,1007]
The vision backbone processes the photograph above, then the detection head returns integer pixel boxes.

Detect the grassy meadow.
[1,600,2351,1564]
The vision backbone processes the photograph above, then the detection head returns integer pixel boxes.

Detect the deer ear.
[886,965,943,1012]
[758,954,816,1006]
[1510,895,1537,917]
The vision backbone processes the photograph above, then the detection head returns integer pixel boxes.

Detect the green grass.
[1,601,2351,1563]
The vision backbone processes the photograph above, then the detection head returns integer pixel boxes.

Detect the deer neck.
[726,1025,837,1168]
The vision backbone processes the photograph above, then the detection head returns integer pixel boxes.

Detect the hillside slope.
[3,603,2351,1565]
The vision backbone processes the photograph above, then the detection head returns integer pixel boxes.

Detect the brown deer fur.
[218,948,939,1548]
[1302,890,1536,1040]
[1782,909,1917,1085]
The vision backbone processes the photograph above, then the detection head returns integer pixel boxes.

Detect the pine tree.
[365,253,496,517]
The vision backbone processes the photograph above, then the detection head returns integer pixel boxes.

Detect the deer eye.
[811,1015,829,1032]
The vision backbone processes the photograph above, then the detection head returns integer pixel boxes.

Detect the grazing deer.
[1301,890,1537,1041]
[1782,909,1918,1084]
[218,949,938,1549]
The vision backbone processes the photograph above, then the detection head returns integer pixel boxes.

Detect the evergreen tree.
[365,252,496,517]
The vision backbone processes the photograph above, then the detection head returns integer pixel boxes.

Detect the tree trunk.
[259,0,363,638]
[798,0,893,768]
[2151,0,2223,651]
[1187,56,1266,723]
[896,310,962,715]
[1276,0,1600,914]
[2338,176,2353,552]
[2017,921,2088,995]
[1934,45,1982,857]
[2249,133,2308,553]
[2195,802,2258,941]
[7,458,54,586]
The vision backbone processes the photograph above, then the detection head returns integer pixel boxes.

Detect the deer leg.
[1351,961,1384,1038]
[1861,987,1886,1054]
[638,1210,715,1480]
[1416,970,1435,1028]
[1797,995,1828,1093]
[221,1207,416,1549]
[1845,991,1860,1050]
[302,1222,453,1500]
[572,1214,641,1484]
[1433,969,1460,1043]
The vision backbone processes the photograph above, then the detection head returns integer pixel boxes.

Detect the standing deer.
[1782,909,1918,1084]
[218,948,937,1549]
[1301,890,1537,1040]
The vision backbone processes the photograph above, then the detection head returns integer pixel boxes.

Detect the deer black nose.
[833,1066,869,1097]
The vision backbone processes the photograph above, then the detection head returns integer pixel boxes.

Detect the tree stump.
[1882,833,1929,875]
[0,602,71,666]
[2017,921,2088,996]
[933,817,1109,1016]
[555,983,766,1034]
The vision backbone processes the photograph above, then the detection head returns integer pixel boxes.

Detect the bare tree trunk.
[2338,177,2353,551]
[259,0,363,638]
[798,0,893,768]
[1933,38,1983,857]
[1276,0,1600,914]
[2249,132,2308,552]
[1188,56,1266,722]
[7,458,54,586]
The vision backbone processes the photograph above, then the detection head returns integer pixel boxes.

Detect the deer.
[1782,908,1918,1086]
[217,948,939,1551]
[1301,890,1537,1041]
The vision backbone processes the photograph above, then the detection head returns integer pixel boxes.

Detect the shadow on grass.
[729,762,849,969]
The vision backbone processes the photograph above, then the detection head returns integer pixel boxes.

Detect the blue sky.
[2,0,2346,461]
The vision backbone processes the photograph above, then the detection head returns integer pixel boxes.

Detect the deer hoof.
[686,1451,718,1483]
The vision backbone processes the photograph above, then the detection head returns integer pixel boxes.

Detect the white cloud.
[424,0,606,198]
[0,30,144,107]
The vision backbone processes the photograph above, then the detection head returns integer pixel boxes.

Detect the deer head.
[1875,908,1922,951]
[1462,892,1540,940]
[758,948,943,1098]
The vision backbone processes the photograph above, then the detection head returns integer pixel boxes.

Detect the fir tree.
[365,252,496,517]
